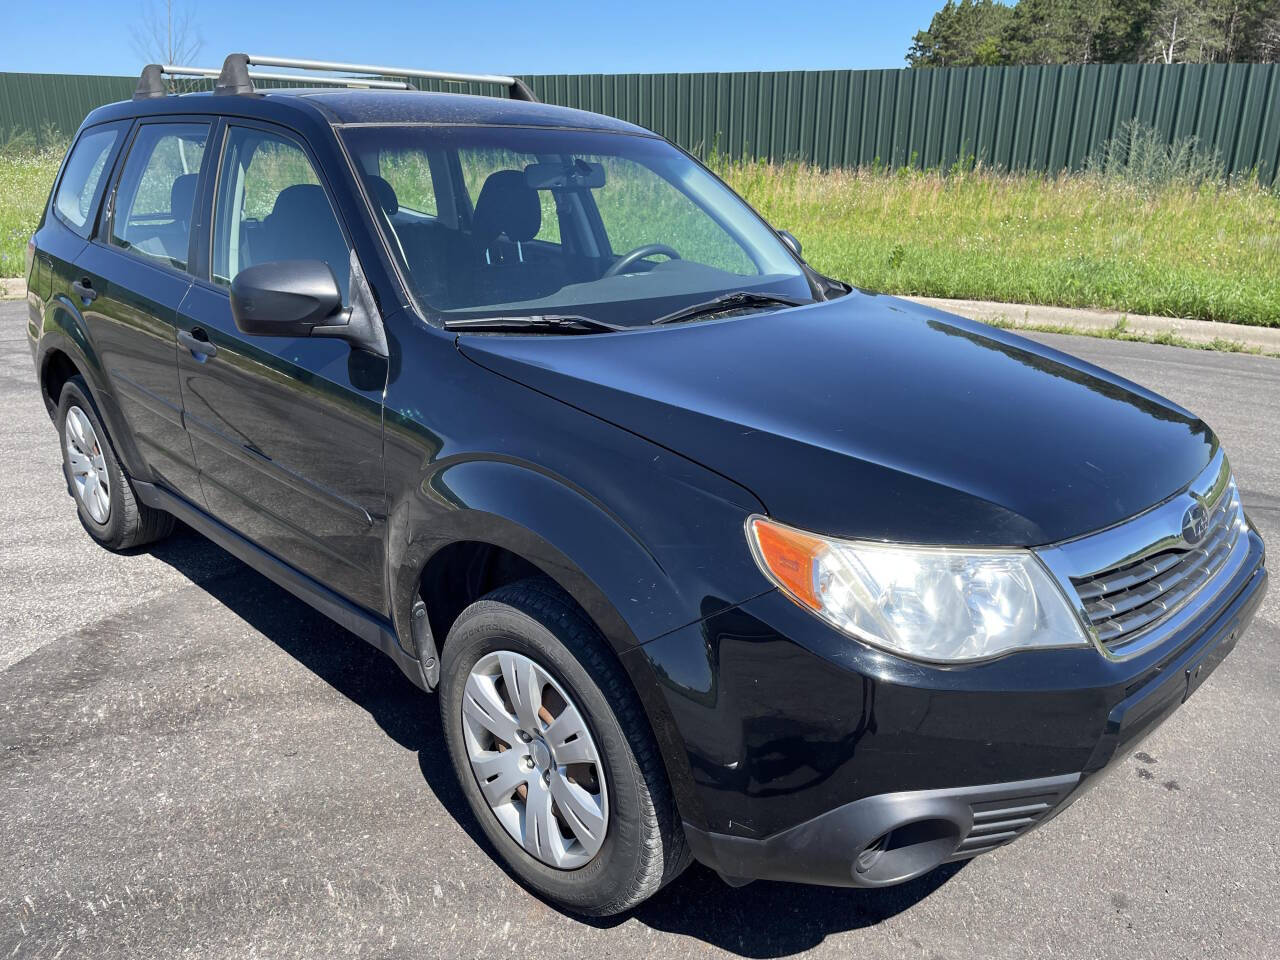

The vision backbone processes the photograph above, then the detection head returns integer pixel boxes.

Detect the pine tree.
[905,0,1279,65]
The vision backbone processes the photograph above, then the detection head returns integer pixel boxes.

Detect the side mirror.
[230,259,348,339]
[778,230,803,260]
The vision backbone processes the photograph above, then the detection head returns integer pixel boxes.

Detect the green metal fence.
[3,63,1278,183]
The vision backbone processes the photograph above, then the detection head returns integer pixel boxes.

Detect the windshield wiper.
[651,291,810,326]
[443,314,626,334]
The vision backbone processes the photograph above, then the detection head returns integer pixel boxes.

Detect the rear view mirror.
[524,159,606,190]
[778,230,803,260]
[230,259,348,339]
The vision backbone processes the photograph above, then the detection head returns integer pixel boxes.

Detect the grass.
[0,145,64,277]
[988,315,1280,359]
[715,160,1280,328]
[4,139,1279,328]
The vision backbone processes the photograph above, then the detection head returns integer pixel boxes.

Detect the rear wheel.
[56,376,174,550]
[439,578,689,915]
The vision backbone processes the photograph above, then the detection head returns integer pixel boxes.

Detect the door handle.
[178,327,217,359]
[71,278,98,303]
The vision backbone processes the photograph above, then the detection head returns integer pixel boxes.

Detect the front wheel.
[439,578,689,915]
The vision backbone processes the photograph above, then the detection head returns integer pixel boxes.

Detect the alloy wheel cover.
[64,405,111,524]
[461,649,609,869]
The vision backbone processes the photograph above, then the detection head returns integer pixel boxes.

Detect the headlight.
[747,516,1089,662]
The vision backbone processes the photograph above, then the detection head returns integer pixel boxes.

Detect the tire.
[439,578,690,916]
[56,375,175,551]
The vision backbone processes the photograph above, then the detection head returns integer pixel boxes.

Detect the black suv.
[24,54,1268,916]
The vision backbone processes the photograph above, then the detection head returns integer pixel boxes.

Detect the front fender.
[388,450,771,653]
[386,452,764,836]
[390,457,670,655]
[380,318,774,831]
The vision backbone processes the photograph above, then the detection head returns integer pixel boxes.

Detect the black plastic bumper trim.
[684,772,1080,889]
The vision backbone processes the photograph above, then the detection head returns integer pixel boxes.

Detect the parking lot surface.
[2,299,1277,959]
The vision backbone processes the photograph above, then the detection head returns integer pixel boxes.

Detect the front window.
[341,125,811,327]
[212,126,352,302]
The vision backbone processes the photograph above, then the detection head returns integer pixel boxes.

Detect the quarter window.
[53,124,123,237]
[212,127,351,302]
[110,122,209,270]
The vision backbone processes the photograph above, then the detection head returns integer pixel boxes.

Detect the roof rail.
[133,54,539,102]
[159,63,412,91]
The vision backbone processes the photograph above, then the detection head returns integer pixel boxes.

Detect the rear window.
[110,122,209,271]
[53,124,123,237]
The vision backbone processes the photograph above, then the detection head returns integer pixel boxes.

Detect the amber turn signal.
[747,516,828,610]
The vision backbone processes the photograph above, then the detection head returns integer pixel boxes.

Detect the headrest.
[368,175,398,215]
[471,170,540,249]
[270,183,333,223]
[170,173,198,222]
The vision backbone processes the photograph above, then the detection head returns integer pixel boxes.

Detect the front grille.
[1069,480,1242,649]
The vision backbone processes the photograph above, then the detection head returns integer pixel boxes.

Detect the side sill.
[135,480,425,690]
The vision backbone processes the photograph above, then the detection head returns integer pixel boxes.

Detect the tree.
[905,0,1279,65]
[1144,0,1219,61]
[1253,3,1280,59]
[131,0,203,67]
[1002,0,1141,64]
[906,0,1016,66]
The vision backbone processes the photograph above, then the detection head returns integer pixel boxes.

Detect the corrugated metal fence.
[3,63,1278,183]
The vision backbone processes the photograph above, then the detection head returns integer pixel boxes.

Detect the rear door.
[74,118,212,497]
[177,120,389,613]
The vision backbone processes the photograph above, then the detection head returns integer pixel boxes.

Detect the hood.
[458,292,1216,546]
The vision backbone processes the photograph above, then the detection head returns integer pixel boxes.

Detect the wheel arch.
[35,300,148,479]
[389,456,708,828]
[40,347,81,418]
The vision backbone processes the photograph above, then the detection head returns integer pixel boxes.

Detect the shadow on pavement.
[623,861,963,957]
[145,526,962,958]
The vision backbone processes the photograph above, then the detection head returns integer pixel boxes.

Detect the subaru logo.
[1182,502,1209,545]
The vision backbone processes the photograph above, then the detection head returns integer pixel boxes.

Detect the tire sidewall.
[57,378,127,546]
[439,600,650,912]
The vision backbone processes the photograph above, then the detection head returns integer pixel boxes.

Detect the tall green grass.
[0,145,64,277]
[3,138,1278,327]
[717,159,1280,327]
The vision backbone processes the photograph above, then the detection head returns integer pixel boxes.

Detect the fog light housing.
[855,833,890,874]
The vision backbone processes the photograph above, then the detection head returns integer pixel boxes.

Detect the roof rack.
[134,53,538,102]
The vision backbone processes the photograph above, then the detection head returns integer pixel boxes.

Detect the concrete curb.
[903,296,1280,353]
[0,278,27,301]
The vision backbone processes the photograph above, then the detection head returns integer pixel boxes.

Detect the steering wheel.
[603,243,682,278]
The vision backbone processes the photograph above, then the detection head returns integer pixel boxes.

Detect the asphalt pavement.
[2,299,1277,959]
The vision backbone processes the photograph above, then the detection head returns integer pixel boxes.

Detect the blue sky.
[6,1,947,76]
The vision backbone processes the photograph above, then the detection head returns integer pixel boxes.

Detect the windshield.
[340,125,812,327]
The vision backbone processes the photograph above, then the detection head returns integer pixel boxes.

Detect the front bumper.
[635,529,1267,888]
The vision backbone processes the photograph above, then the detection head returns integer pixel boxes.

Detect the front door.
[177,121,389,613]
